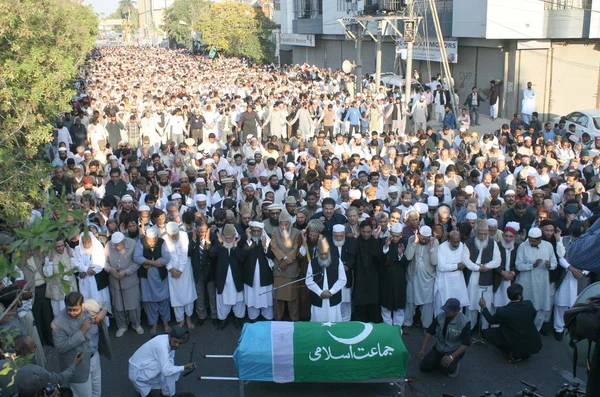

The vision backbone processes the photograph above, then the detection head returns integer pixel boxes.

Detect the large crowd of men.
[1,45,600,396]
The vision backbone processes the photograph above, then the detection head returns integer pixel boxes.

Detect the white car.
[555,109,600,138]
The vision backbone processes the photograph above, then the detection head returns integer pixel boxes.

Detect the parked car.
[554,109,600,138]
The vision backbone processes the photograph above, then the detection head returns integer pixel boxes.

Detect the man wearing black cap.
[418,297,471,378]
[128,326,195,397]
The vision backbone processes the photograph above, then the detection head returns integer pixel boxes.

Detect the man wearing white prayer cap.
[403,225,438,329]
[462,220,501,331]
[380,221,408,326]
[240,221,274,321]
[305,238,347,322]
[515,227,558,331]
[105,231,144,337]
[133,227,172,335]
[163,222,197,330]
[330,223,353,322]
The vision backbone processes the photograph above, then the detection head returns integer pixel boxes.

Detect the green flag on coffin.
[233,321,409,383]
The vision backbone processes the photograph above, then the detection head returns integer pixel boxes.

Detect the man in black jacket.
[188,219,218,327]
[463,87,485,126]
[479,283,542,362]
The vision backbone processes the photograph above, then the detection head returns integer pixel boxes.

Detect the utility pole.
[375,20,383,92]
[404,12,414,104]
[356,30,363,95]
[428,0,457,116]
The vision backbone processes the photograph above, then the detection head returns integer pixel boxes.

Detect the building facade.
[275,0,600,120]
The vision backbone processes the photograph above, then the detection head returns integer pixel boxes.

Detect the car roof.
[570,109,600,117]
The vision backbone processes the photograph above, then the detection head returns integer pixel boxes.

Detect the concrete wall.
[545,9,590,39]
[486,0,544,39]
[274,0,295,34]
[590,0,600,38]
[452,0,487,38]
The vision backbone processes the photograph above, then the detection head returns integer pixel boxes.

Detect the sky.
[83,0,121,17]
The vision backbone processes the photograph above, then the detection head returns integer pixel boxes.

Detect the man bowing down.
[128,326,195,397]
[305,238,346,322]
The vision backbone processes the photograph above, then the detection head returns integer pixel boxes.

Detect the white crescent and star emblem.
[326,322,374,345]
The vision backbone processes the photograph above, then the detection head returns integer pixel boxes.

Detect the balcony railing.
[294,0,323,19]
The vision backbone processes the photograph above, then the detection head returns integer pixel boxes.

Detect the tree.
[109,0,139,28]
[196,2,276,63]
[162,0,210,48]
[118,0,137,21]
[0,0,98,223]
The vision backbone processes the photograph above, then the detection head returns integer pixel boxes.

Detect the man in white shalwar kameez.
[242,222,274,320]
[72,233,111,322]
[306,238,346,322]
[434,231,469,317]
[515,227,557,331]
[462,220,501,330]
[331,224,352,322]
[128,327,195,397]
[214,224,245,330]
[540,222,588,340]
[164,222,197,329]
[521,82,536,125]
[404,225,438,329]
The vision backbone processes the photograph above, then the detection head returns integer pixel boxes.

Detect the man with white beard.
[270,210,302,321]
[163,222,198,329]
[239,221,275,321]
[404,225,438,329]
[72,232,111,313]
[434,231,469,317]
[212,224,245,330]
[305,238,346,322]
[515,227,557,331]
[386,186,401,209]
[462,220,501,330]
[330,224,354,322]
[493,222,519,309]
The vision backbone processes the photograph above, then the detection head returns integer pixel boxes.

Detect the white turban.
[390,223,403,234]
[332,224,345,233]
[111,232,125,244]
[166,222,179,235]
[145,227,159,238]
[249,221,265,229]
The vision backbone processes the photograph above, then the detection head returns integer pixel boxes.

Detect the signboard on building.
[280,33,315,47]
[400,37,458,64]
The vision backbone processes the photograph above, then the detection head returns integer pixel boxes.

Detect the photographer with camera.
[15,354,81,396]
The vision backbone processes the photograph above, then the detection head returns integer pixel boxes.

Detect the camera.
[44,383,60,394]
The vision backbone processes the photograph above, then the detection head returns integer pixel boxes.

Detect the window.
[294,0,323,19]
[544,0,587,10]
[274,0,281,10]
[576,114,589,127]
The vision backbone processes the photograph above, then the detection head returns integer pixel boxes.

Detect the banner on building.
[280,33,315,47]
[399,37,458,64]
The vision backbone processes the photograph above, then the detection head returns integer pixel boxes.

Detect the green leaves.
[162,0,210,48]
[0,0,97,222]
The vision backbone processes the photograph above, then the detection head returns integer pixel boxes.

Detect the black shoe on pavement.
[218,319,229,331]
[212,318,219,328]
[554,330,564,341]
[197,318,206,327]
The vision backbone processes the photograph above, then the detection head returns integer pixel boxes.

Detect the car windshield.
[594,117,600,130]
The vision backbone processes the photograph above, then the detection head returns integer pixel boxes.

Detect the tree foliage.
[109,0,139,29]
[163,0,210,48]
[0,0,97,222]
[196,2,276,63]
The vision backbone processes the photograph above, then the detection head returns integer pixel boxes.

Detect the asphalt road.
[41,318,587,397]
